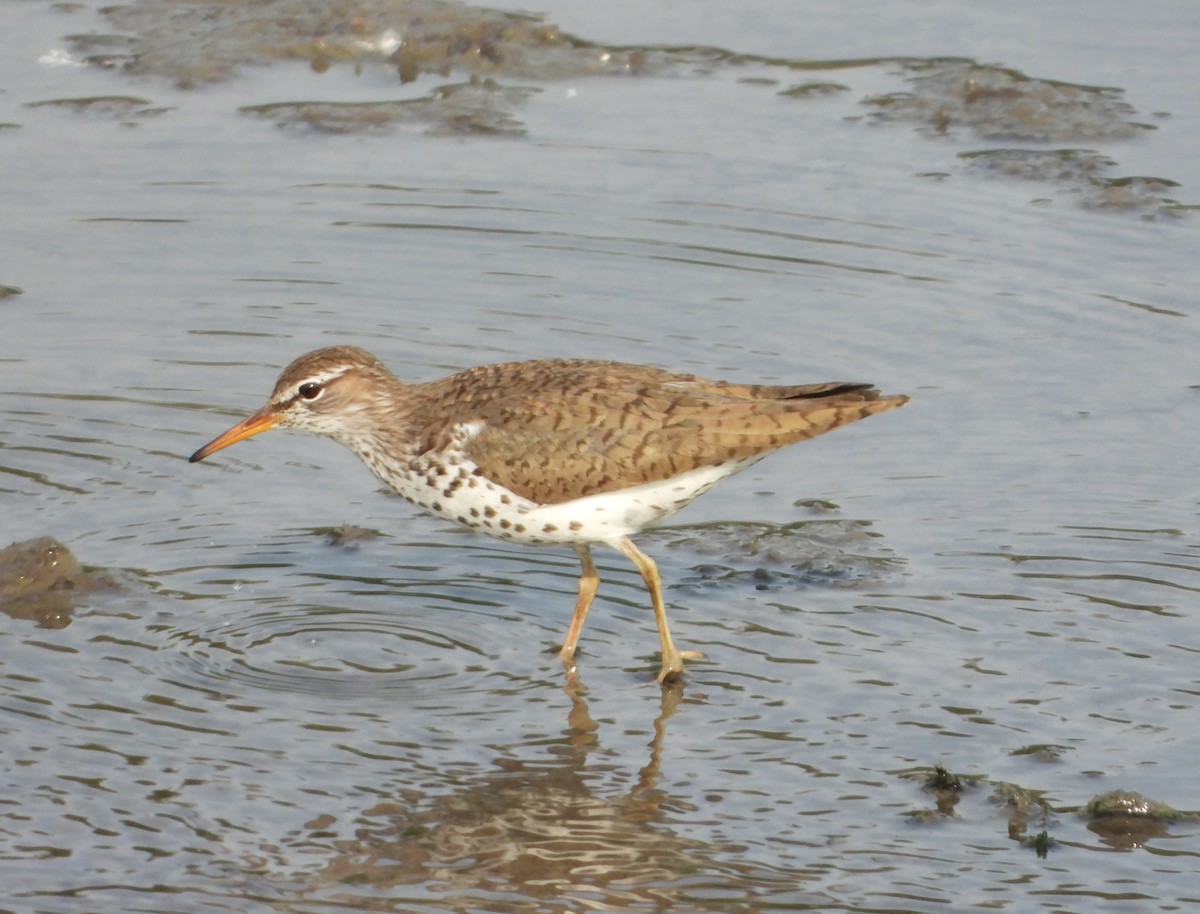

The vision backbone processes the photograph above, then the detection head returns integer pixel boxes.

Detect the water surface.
[2,0,1198,911]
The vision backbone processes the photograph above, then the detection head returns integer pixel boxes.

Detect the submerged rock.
[0,537,108,629]
[51,0,1189,213]
[1083,789,1195,850]
[860,58,1151,143]
[1084,790,1184,821]
[73,0,685,87]
[242,76,539,136]
[658,517,903,593]
[960,148,1182,212]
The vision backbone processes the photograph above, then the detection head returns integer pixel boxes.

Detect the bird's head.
[189,346,397,462]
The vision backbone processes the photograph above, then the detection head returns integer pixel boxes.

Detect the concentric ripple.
[161,598,498,697]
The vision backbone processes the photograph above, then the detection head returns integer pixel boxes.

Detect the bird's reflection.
[295,676,764,909]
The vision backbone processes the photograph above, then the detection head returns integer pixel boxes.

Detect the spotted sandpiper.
[190,346,908,681]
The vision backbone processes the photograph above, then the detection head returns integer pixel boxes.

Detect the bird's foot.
[656,648,705,684]
[557,643,583,682]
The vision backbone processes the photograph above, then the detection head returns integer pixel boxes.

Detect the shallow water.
[2,0,1199,911]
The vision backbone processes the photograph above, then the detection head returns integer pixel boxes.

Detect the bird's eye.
[298,382,323,401]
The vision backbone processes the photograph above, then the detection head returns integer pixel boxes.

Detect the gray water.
[2,0,1198,911]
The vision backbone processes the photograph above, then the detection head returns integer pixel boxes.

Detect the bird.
[189,346,908,682]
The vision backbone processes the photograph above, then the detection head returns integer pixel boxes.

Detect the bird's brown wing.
[409,360,907,504]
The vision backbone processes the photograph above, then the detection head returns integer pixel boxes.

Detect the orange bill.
[189,407,280,463]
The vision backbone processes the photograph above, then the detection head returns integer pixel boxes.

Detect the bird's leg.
[614,536,704,683]
[558,544,600,673]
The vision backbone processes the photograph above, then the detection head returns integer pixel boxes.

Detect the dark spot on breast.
[542,523,558,533]
[484,507,497,518]
[569,521,583,531]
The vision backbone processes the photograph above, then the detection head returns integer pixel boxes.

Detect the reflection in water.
[296,681,821,911]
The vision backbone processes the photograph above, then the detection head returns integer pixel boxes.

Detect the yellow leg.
[558,544,600,672]
[614,536,703,683]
